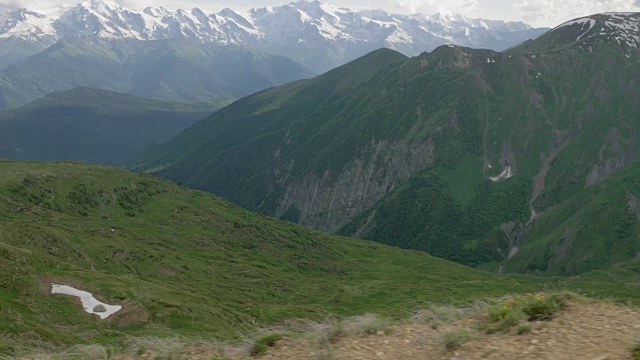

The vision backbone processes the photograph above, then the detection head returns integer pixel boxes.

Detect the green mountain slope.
[0,38,314,109]
[129,48,409,172]
[0,160,541,355]
[0,87,230,165]
[128,13,640,274]
[504,160,640,275]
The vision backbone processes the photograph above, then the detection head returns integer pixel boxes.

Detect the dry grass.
[13,303,492,359]
[125,337,191,358]
[280,318,344,348]
[271,314,390,347]
[340,314,390,336]
[412,301,489,329]
[20,345,114,360]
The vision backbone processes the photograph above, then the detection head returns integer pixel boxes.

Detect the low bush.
[251,334,282,356]
[443,330,474,351]
[483,293,569,334]
[631,343,640,360]
[516,324,532,335]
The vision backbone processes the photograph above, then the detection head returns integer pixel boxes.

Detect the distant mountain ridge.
[0,0,548,72]
[0,87,227,165]
[0,39,313,109]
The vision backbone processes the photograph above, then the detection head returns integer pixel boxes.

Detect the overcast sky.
[6,0,640,27]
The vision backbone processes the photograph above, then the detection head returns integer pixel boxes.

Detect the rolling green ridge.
[0,160,540,355]
[0,38,314,109]
[128,13,640,275]
[0,87,230,165]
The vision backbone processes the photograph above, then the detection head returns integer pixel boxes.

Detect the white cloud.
[0,0,154,11]
[391,0,640,26]
[113,0,154,10]
[0,0,50,10]
[391,0,479,14]
[0,0,638,27]
[515,0,640,26]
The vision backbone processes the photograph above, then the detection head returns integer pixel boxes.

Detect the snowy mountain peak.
[0,0,548,72]
[0,0,539,44]
[432,12,469,25]
[218,8,256,29]
[597,13,640,49]
[142,6,170,18]
[0,8,57,40]
[80,0,121,14]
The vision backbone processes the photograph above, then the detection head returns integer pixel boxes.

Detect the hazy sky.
[6,0,640,27]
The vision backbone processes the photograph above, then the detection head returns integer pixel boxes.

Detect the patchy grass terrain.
[0,160,539,356]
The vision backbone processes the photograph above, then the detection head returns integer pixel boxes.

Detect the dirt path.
[256,300,640,360]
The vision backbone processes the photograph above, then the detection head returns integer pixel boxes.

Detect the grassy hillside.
[0,87,230,165]
[0,160,545,355]
[128,13,640,275]
[128,48,410,172]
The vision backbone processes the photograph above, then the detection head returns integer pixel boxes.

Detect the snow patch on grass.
[51,284,122,319]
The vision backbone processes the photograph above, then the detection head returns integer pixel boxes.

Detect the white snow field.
[51,283,122,319]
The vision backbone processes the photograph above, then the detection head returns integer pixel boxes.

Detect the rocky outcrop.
[276,138,434,231]
[585,127,638,187]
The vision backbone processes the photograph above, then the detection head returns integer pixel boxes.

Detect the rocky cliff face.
[276,138,435,231]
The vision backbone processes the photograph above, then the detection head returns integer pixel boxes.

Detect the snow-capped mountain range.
[0,0,548,72]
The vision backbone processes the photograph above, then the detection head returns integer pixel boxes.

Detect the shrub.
[632,343,640,360]
[521,294,567,321]
[251,334,282,356]
[318,324,344,346]
[443,330,473,351]
[516,324,532,335]
[484,293,569,334]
